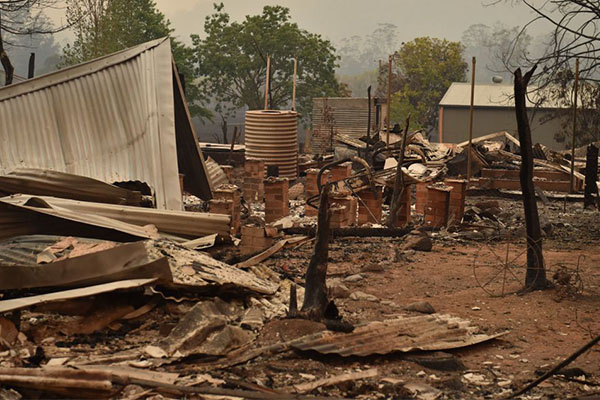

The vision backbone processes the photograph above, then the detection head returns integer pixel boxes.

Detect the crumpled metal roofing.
[0,38,212,210]
[290,314,507,356]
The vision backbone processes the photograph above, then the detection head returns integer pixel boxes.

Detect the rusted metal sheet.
[0,38,212,210]
[290,314,508,356]
[0,195,159,241]
[0,241,171,291]
[0,195,231,238]
[245,110,298,179]
[0,169,142,205]
[312,98,383,154]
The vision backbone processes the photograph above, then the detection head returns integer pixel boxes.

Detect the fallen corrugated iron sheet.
[205,156,229,188]
[0,235,279,296]
[0,169,142,205]
[0,196,158,241]
[290,314,508,356]
[146,240,279,295]
[1,194,231,238]
[0,38,212,210]
[0,241,171,291]
[0,278,158,314]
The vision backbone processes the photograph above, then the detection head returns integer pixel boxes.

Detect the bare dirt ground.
[222,194,600,399]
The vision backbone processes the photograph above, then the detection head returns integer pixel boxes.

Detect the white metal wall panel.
[0,38,183,210]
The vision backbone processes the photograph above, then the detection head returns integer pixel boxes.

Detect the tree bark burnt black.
[300,183,332,320]
[0,11,15,86]
[584,144,599,209]
[514,66,548,291]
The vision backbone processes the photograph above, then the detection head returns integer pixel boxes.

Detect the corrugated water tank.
[245,110,298,179]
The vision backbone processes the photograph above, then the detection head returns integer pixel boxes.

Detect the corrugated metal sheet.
[0,168,142,205]
[0,195,158,241]
[1,194,232,238]
[312,98,381,154]
[245,110,298,179]
[290,314,507,356]
[439,82,563,108]
[0,38,212,211]
[205,157,229,188]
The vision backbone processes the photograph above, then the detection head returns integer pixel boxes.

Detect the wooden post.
[570,58,579,193]
[467,57,476,181]
[386,114,410,227]
[386,55,392,145]
[514,66,547,291]
[584,144,598,209]
[292,58,297,111]
[264,56,271,110]
[28,53,35,79]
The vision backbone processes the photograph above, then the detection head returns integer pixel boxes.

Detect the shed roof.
[0,38,212,210]
[439,82,562,109]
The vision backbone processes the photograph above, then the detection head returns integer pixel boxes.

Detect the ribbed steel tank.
[245,110,298,179]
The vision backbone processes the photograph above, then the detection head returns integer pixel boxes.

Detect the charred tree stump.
[300,183,332,320]
[584,144,599,209]
[514,66,548,291]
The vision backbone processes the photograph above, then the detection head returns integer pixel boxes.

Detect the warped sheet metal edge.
[0,279,158,314]
[0,241,172,291]
[0,195,158,240]
[1,195,231,238]
[289,314,508,356]
[0,169,142,205]
[0,38,187,210]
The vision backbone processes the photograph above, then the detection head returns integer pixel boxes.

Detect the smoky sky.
[153,0,548,44]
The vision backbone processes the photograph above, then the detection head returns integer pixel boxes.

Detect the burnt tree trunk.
[0,12,15,86]
[301,183,331,320]
[514,66,548,291]
[584,144,599,209]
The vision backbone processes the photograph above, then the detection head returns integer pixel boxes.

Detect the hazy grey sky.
[152,0,545,45]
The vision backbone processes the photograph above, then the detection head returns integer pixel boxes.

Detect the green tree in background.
[62,0,209,120]
[192,3,345,122]
[380,37,467,134]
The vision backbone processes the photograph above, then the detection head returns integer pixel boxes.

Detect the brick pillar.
[221,165,234,183]
[329,204,348,228]
[445,179,467,224]
[243,159,265,202]
[415,182,429,214]
[329,162,352,182]
[331,194,358,226]
[213,184,241,235]
[209,199,237,235]
[305,168,329,217]
[392,184,412,227]
[424,186,452,228]
[357,186,382,225]
[240,225,274,255]
[264,177,289,223]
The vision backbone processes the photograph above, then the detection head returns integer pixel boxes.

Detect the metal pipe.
[367,85,372,153]
[386,55,392,145]
[570,58,579,193]
[264,56,271,110]
[467,56,476,181]
[292,58,297,111]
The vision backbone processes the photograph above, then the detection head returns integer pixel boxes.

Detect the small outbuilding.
[438,82,569,149]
